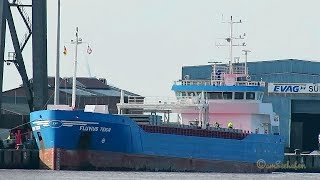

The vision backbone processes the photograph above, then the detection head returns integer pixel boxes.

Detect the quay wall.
[0,149,320,173]
[276,154,320,172]
[0,149,39,169]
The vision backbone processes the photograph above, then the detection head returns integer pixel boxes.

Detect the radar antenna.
[215,16,246,74]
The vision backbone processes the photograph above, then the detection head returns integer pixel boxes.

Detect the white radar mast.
[216,16,246,74]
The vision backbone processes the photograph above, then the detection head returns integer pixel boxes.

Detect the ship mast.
[71,27,82,109]
[218,16,246,74]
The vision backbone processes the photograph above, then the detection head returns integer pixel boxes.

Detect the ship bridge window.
[176,91,187,98]
[222,92,232,100]
[208,92,223,99]
[246,92,255,100]
[234,92,244,100]
[257,92,264,100]
[187,92,195,96]
[175,92,181,98]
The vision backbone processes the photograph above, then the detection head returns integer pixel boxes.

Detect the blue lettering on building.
[273,85,300,92]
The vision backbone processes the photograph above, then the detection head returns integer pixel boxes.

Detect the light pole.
[54,0,61,105]
[242,50,251,75]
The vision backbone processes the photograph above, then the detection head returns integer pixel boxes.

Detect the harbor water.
[0,170,318,180]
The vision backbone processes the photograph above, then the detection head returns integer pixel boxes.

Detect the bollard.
[294,149,301,155]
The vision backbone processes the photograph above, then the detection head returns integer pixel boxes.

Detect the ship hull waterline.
[40,148,271,173]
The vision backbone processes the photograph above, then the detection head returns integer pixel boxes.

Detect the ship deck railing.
[157,123,244,134]
[207,64,247,75]
[128,96,177,105]
[119,96,204,112]
[173,79,265,87]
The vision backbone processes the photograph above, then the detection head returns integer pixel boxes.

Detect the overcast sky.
[3,0,320,98]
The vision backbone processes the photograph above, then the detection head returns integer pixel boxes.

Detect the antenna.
[216,16,246,74]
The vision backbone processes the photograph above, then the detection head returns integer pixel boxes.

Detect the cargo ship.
[29,17,284,172]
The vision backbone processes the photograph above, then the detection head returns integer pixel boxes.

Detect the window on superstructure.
[223,92,232,100]
[234,92,244,100]
[257,92,264,100]
[187,92,194,97]
[261,93,264,100]
[207,92,223,99]
[246,92,255,100]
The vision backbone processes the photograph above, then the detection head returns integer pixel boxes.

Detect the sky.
[3,0,320,98]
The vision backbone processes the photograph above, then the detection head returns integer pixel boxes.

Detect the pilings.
[0,149,39,169]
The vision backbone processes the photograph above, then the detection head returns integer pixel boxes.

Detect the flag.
[87,45,92,54]
[63,46,67,55]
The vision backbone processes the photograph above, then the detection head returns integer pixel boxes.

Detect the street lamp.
[54,0,61,105]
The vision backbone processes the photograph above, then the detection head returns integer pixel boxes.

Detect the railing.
[232,65,246,74]
[128,96,177,105]
[236,81,265,87]
[174,80,212,86]
[210,64,247,75]
[174,79,265,87]
[128,96,145,104]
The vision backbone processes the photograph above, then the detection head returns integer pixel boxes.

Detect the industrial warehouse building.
[182,59,320,152]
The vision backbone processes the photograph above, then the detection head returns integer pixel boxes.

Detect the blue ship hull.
[30,110,284,172]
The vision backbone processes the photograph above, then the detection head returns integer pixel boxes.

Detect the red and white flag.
[63,46,67,55]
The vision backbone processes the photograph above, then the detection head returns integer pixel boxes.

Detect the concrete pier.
[0,149,39,169]
[277,153,320,172]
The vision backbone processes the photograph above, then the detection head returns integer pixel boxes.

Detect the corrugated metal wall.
[182,59,320,148]
[248,60,320,83]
